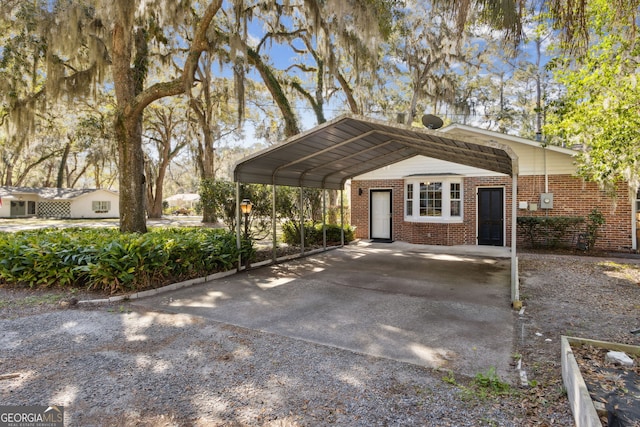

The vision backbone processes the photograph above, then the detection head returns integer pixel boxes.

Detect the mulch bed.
[572,343,640,427]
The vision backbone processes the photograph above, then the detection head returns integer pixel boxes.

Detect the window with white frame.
[450,183,461,217]
[405,177,462,221]
[92,201,111,213]
[406,183,414,216]
[420,182,442,217]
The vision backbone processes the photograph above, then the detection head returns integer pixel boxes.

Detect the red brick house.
[350,124,636,252]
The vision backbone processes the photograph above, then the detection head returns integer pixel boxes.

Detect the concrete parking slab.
[133,242,514,379]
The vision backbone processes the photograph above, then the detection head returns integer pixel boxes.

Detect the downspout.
[511,172,520,304]
[543,144,548,194]
[634,191,638,251]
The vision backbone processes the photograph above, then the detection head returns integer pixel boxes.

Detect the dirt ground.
[513,250,640,425]
[1,249,640,425]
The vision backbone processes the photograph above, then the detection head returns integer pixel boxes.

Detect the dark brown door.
[478,188,504,246]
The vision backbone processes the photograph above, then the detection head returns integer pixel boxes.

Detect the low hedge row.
[282,221,355,246]
[0,227,253,294]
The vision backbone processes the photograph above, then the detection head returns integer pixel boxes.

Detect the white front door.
[371,190,392,240]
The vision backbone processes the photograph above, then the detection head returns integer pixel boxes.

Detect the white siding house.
[0,187,119,219]
[355,124,577,181]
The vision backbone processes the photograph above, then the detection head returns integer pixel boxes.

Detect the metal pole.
[300,186,305,255]
[235,182,241,271]
[340,189,345,247]
[511,174,519,303]
[322,189,327,250]
[272,185,277,263]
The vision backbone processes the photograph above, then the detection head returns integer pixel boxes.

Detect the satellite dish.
[421,114,444,130]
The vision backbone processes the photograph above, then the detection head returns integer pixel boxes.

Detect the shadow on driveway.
[133,242,514,379]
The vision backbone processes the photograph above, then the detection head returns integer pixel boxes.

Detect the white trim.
[476,185,507,247]
[440,123,577,156]
[369,188,393,239]
[403,177,463,223]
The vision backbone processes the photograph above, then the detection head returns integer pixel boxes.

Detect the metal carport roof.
[234,114,518,190]
[233,113,521,303]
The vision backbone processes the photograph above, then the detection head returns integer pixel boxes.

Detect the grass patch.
[442,367,514,401]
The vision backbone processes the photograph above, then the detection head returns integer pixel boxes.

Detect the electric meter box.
[540,193,554,209]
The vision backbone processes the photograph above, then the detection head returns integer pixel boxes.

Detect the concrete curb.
[78,246,339,305]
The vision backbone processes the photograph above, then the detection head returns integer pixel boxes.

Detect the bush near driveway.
[282,221,355,246]
[0,227,253,294]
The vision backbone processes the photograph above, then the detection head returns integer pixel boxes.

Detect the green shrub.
[282,221,355,246]
[517,216,585,248]
[586,208,606,248]
[0,227,251,294]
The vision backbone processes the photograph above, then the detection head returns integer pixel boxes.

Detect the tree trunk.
[189,54,219,224]
[111,0,221,232]
[200,130,217,223]
[57,139,71,188]
[94,163,102,189]
[146,138,173,219]
[112,18,147,233]
[147,168,166,219]
[4,162,13,186]
[115,112,147,232]
[335,71,360,114]
[247,47,300,137]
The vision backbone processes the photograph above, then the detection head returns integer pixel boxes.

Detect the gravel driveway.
[1,305,521,426]
[3,250,640,426]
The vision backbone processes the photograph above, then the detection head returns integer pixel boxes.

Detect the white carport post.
[300,186,305,255]
[235,182,242,271]
[511,173,519,303]
[340,189,345,247]
[272,185,277,263]
[322,189,327,250]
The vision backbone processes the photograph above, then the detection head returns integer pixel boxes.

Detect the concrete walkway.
[133,242,515,379]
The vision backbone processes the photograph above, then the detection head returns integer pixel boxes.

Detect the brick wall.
[514,175,631,251]
[351,175,633,251]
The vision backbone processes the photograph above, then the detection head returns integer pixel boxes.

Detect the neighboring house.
[165,193,200,209]
[351,124,637,252]
[0,187,119,219]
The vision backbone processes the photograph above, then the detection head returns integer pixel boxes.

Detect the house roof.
[440,124,578,156]
[0,186,115,200]
[234,114,518,190]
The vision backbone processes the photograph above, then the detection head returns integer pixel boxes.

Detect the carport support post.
[300,186,305,255]
[235,182,242,271]
[340,189,344,247]
[511,174,519,303]
[272,184,277,263]
[322,189,327,250]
